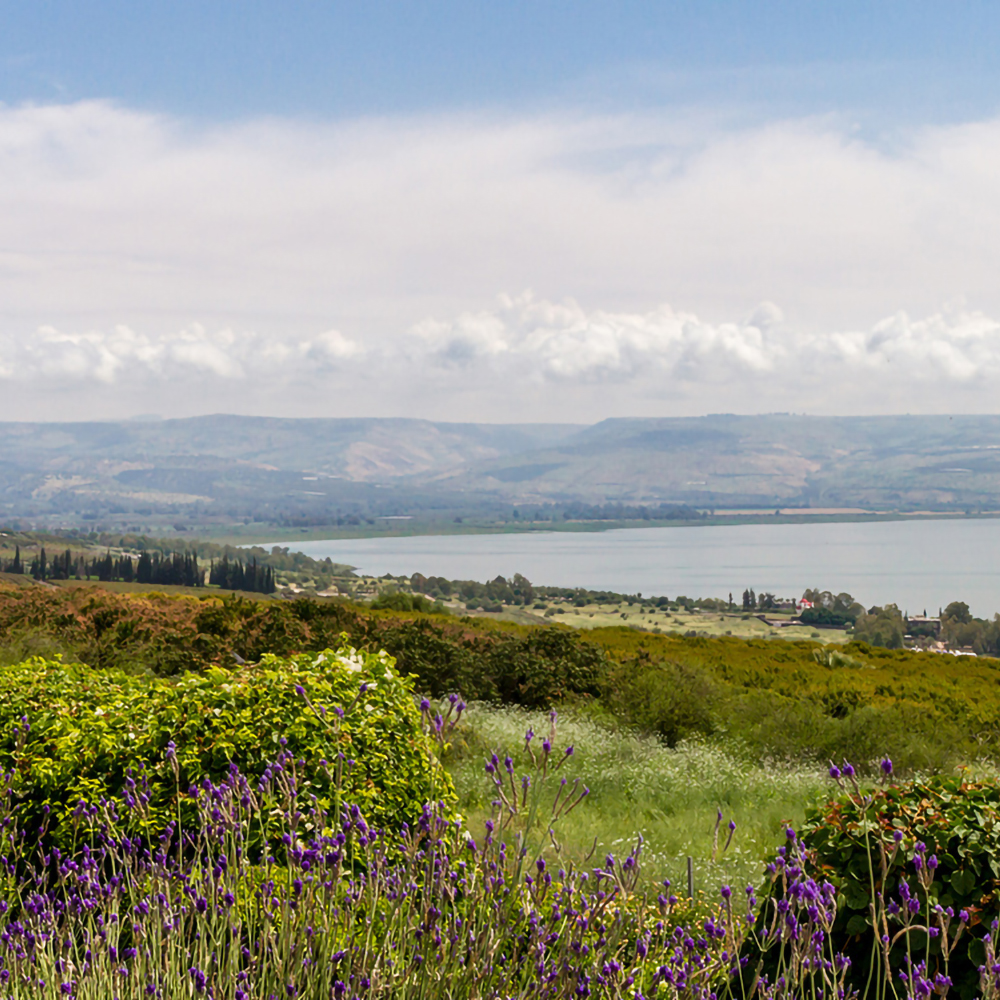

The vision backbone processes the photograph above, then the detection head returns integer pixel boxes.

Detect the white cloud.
[1,100,1000,419]
[0,323,362,386]
[409,294,1000,391]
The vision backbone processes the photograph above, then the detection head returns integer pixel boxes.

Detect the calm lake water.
[287,518,1000,617]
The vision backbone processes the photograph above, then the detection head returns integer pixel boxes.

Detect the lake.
[286,518,1000,616]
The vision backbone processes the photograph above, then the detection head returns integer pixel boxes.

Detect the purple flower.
[880,757,893,777]
[420,698,431,713]
[294,684,306,697]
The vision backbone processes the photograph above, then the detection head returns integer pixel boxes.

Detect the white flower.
[94,708,105,717]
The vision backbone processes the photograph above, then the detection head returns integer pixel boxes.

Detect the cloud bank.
[2,100,1000,419]
[4,296,1000,420]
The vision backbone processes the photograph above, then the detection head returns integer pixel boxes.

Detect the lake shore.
[211,508,1000,547]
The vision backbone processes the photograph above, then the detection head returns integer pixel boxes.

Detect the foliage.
[9,586,1000,769]
[800,606,854,627]
[208,553,276,593]
[801,588,865,622]
[447,702,830,891]
[0,710,742,1000]
[761,773,1000,1000]
[0,644,449,844]
[853,603,907,648]
[600,655,720,746]
[369,590,441,613]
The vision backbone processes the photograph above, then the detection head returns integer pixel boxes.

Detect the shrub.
[765,775,1000,1000]
[0,644,451,844]
[601,657,720,745]
[370,591,441,613]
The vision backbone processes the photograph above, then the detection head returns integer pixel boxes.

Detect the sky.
[3,1,1000,422]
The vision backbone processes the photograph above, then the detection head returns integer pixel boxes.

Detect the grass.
[444,702,831,894]
[458,599,852,644]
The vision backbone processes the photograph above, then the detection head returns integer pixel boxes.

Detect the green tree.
[944,600,972,624]
[852,603,906,649]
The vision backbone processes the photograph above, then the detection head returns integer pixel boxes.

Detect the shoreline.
[210,509,1000,548]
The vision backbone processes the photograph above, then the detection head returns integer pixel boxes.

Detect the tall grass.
[445,704,830,893]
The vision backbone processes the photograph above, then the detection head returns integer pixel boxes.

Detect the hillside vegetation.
[0,582,996,772]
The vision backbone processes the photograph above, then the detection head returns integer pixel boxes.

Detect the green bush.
[796,777,1000,1000]
[370,591,442,613]
[0,644,451,845]
[601,657,720,745]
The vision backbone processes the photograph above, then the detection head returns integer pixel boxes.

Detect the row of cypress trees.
[208,555,276,594]
[4,543,277,593]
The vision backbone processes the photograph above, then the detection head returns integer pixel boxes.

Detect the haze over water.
[290,518,999,618]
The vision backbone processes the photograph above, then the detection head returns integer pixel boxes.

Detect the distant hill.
[3,413,1000,531]
[421,414,1000,510]
[0,416,581,530]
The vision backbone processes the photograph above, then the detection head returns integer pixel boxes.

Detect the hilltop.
[2,413,1000,533]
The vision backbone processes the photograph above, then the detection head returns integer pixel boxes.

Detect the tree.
[853,604,906,649]
[943,601,972,625]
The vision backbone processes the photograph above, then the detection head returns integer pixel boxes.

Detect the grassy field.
[445,702,831,893]
[458,597,850,643]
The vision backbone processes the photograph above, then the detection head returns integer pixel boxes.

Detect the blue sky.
[4,2,1000,123]
[2,3,1000,422]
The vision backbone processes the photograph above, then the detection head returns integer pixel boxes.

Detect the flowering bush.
[0,645,450,845]
[741,763,1000,1000]
[0,705,747,1000]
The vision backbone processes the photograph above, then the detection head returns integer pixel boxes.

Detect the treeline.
[410,572,536,610]
[408,572,730,612]
[515,502,704,522]
[853,600,1000,655]
[1,545,207,587]
[0,530,358,594]
[2,542,269,592]
[209,556,276,594]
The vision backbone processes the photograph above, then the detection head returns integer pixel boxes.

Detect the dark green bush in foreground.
[0,645,450,844]
[747,774,1000,1000]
